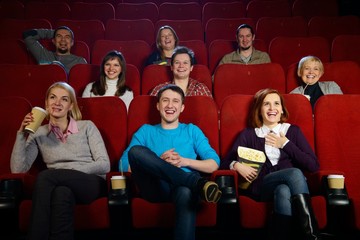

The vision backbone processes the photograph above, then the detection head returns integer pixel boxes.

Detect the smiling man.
[219,23,271,65]
[120,84,221,240]
[23,26,87,74]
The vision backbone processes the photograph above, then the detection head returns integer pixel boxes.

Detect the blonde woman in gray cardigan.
[290,56,343,110]
[11,82,110,240]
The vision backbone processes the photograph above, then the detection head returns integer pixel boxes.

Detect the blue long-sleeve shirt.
[120,123,220,172]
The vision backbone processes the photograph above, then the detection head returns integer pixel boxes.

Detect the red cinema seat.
[269,36,330,73]
[70,2,115,26]
[105,19,155,46]
[0,18,52,40]
[308,16,360,45]
[314,95,360,230]
[0,1,25,19]
[292,0,339,20]
[0,64,67,108]
[213,63,286,108]
[180,40,208,66]
[158,2,202,21]
[0,39,29,64]
[256,16,308,50]
[115,2,159,24]
[25,1,70,27]
[202,2,246,29]
[331,34,360,65]
[246,0,291,23]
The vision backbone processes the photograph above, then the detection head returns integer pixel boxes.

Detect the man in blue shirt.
[120,84,221,240]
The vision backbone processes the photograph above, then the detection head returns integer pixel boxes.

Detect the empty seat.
[220,94,327,229]
[0,96,32,176]
[205,18,255,48]
[213,63,286,108]
[0,64,67,108]
[208,39,267,74]
[0,18,52,40]
[246,0,291,22]
[92,40,151,73]
[308,16,360,44]
[55,19,105,51]
[141,64,212,95]
[256,16,308,49]
[0,39,29,64]
[314,95,360,230]
[70,2,115,26]
[202,2,246,28]
[68,63,141,97]
[331,34,360,65]
[158,2,202,21]
[0,0,25,19]
[286,61,360,94]
[25,1,71,26]
[269,36,330,73]
[115,2,159,24]
[292,0,339,20]
[105,19,155,46]
[155,19,204,41]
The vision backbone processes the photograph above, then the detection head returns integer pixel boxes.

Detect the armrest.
[322,175,350,206]
[107,172,132,206]
[0,178,23,209]
[212,170,238,204]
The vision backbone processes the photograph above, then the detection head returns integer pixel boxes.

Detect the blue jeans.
[128,145,202,240]
[260,168,309,216]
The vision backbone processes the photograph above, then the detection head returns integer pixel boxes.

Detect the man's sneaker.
[200,181,222,203]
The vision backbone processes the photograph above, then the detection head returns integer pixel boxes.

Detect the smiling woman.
[220,88,328,239]
[10,82,110,240]
[290,55,343,110]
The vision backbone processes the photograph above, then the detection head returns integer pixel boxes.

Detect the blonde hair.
[45,82,82,120]
[297,56,324,77]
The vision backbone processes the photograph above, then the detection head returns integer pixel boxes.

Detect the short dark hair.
[157,84,185,103]
[54,26,74,40]
[170,46,195,66]
[236,24,255,36]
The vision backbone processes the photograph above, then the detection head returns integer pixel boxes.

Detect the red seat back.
[213,63,286,108]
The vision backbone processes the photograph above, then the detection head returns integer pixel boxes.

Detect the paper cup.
[111,176,126,190]
[327,175,345,189]
[24,107,47,134]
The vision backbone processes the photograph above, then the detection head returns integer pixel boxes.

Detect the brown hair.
[249,88,289,128]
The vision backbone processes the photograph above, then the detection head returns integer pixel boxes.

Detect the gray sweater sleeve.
[23,29,57,64]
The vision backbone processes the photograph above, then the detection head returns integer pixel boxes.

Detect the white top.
[82,79,133,110]
[255,123,290,166]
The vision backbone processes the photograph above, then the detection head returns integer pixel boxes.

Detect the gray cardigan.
[290,81,343,95]
[10,120,110,179]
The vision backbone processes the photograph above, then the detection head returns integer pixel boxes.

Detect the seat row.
[2,14,359,49]
[1,94,359,237]
[1,33,360,74]
[1,61,359,108]
[0,0,342,26]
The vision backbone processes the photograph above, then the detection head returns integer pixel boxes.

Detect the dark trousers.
[28,169,106,240]
[128,145,202,240]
